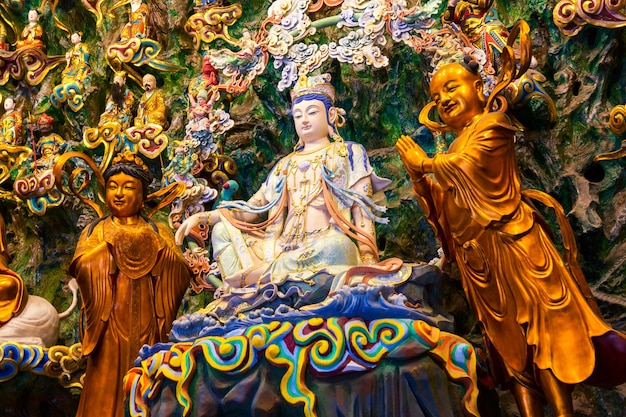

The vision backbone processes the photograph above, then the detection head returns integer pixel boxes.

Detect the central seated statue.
[174,74,449,333]
[125,74,484,417]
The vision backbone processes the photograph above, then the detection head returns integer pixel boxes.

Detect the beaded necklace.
[282,144,331,247]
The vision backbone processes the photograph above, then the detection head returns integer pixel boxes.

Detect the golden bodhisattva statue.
[119,0,149,41]
[396,56,626,417]
[70,152,191,417]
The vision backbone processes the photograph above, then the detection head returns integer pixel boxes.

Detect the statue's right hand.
[175,213,203,245]
[396,135,428,181]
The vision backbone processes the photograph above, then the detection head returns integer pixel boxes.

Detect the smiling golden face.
[430,63,485,131]
[105,172,144,218]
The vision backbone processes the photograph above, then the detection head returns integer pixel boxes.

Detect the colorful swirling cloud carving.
[125,318,480,417]
[0,341,85,388]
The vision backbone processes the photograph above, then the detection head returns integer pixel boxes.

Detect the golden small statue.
[69,152,191,417]
[396,56,626,417]
[61,31,91,87]
[0,96,23,145]
[99,71,135,130]
[34,113,67,170]
[134,73,166,127]
[119,0,149,41]
[16,9,44,49]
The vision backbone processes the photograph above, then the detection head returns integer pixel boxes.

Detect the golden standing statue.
[396,60,626,417]
[70,152,191,417]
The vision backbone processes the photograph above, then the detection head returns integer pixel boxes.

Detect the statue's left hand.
[396,135,428,180]
[175,213,203,245]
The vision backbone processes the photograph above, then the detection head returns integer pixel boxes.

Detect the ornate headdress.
[37,113,54,126]
[114,70,127,79]
[290,73,336,103]
[111,151,149,173]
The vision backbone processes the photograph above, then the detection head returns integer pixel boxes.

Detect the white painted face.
[142,75,156,92]
[292,98,333,144]
[71,33,81,44]
[3,98,14,112]
[28,10,39,23]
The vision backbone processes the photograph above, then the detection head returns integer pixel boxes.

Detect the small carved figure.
[16,9,44,49]
[162,140,198,187]
[134,73,166,127]
[396,59,626,417]
[99,71,135,130]
[70,151,191,417]
[187,54,219,101]
[61,32,91,88]
[120,0,149,41]
[34,113,66,170]
[0,96,23,145]
[186,89,215,140]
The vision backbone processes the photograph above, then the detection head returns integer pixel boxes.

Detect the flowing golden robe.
[135,89,166,127]
[120,3,149,40]
[16,23,43,49]
[61,42,90,86]
[0,269,27,325]
[71,216,190,417]
[413,111,625,386]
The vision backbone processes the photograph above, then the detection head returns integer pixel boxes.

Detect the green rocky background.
[0,0,624,416]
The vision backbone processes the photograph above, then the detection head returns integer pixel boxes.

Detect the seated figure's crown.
[111,151,149,172]
[290,73,335,102]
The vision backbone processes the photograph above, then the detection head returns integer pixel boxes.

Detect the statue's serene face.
[292,98,329,143]
[71,32,81,45]
[430,63,484,131]
[106,172,143,218]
